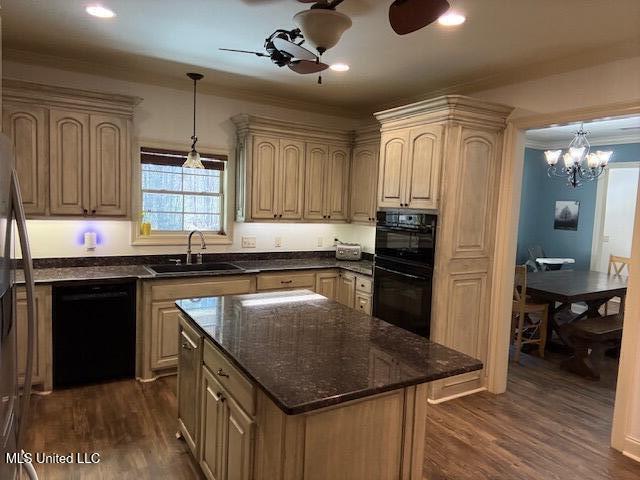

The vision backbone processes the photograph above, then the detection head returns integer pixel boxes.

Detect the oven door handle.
[375,265,426,280]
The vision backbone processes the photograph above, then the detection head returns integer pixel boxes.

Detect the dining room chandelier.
[544,124,612,188]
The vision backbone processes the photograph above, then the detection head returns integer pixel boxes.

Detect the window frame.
[131,140,234,246]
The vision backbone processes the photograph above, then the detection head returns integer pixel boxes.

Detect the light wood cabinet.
[199,340,255,480]
[378,124,442,210]
[233,114,354,223]
[200,366,227,480]
[336,271,356,308]
[303,143,328,220]
[374,95,512,401]
[2,103,49,215]
[178,316,204,457]
[16,285,52,391]
[247,135,306,221]
[90,114,129,216]
[256,271,316,291]
[315,271,338,300]
[141,276,256,380]
[355,292,372,315]
[349,144,378,224]
[49,108,90,215]
[3,80,138,218]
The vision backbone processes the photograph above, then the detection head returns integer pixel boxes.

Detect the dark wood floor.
[424,351,640,480]
[24,353,640,479]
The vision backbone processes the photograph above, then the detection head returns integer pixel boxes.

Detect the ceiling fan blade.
[288,59,329,74]
[219,48,269,57]
[272,37,317,60]
[389,0,450,35]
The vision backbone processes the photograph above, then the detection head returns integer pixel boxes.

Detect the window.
[140,147,227,233]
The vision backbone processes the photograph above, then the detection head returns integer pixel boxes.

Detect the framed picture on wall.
[554,200,580,230]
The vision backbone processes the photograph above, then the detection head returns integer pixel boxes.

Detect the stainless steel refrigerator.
[0,133,38,480]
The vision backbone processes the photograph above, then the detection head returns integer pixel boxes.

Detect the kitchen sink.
[146,262,245,275]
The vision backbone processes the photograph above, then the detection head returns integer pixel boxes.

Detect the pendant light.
[183,72,205,169]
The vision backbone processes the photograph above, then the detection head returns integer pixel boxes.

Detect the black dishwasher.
[53,281,136,388]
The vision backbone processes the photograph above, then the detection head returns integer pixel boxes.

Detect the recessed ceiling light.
[438,11,465,26]
[86,4,116,18]
[330,63,350,72]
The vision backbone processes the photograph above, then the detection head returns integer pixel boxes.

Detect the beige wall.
[3,60,376,257]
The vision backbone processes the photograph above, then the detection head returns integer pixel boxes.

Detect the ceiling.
[526,116,640,147]
[2,0,640,115]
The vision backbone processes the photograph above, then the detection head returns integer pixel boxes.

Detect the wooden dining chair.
[605,255,631,314]
[511,265,549,363]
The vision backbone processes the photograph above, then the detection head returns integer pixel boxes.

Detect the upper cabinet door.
[350,144,378,223]
[90,115,129,216]
[378,131,408,208]
[278,139,305,220]
[251,136,279,220]
[49,109,90,215]
[325,146,349,221]
[405,125,443,210]
[304,143,328,220]
[2,104,49,216]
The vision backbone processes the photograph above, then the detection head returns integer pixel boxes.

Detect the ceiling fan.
[220,28,329,82]
[296,0,451,37]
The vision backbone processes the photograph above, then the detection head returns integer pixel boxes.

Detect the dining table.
[526,269,628,345]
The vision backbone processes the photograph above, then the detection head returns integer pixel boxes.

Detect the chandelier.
[544,124,612,188]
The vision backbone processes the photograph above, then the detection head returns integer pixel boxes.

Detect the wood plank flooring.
[23,353,640,479]
[424,351,640,480]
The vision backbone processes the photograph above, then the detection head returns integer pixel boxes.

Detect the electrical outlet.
[241,236,256,248]
[274,236,282,248]
[317,237,323,247]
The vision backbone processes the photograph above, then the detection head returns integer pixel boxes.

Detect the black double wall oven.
[373,210,437,338]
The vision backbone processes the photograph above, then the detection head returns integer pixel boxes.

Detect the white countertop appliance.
[335,239,362,261]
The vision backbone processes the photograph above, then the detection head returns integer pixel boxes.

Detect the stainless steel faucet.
[186,230,207,264]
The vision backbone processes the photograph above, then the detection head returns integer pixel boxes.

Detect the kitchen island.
[176,290,482,480]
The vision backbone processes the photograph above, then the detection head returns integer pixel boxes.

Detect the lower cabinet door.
[355,292,372,315]
[150,301,181,370]
[177,320,203,456]
[315,271,338,301]
[201,367,226,480]
[336,272,356,308]
[225,395,255,480]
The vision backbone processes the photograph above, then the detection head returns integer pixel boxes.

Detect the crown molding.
[526,133,640,150]
[374,95,514,131]
[231,113,354,144]
[3,47,366,120]
[2,78,142,116]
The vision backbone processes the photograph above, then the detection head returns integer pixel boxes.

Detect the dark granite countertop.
[15,258,373,284]
[176,290,482,415]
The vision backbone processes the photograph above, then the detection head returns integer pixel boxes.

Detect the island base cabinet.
[252,385,428,480]
[177,316,203,457]
[200,365,255,480]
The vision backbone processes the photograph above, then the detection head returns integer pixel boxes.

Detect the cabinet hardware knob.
[83,208,88,216]
[213,391,226,402]
[279,214,282,218]
[91,209,96,216]
[216,368,229,378]
[273,214,277,218]
[328,215,331,219]
[280,280,293,284]
[181,342,193,351]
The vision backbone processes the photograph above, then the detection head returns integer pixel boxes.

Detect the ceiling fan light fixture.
[293,9,352,53]
[389,0,450,35]
[86,4,115,18]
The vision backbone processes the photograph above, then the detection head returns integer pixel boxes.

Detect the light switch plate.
[274,237,282,248]
[242,236,257,248]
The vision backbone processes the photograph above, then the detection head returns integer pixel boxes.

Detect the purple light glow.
[75,223,105,247]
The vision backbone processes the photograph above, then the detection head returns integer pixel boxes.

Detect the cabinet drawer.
[355,275,372,294]
[203,340,256,415]
[256,271,316,291]
[355,293,372,315]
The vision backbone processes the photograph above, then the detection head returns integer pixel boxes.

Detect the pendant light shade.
[183,72,205,169]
